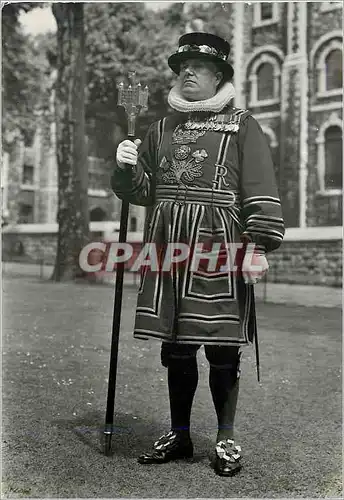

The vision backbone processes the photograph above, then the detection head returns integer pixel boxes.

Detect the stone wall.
[3,231,57,264]
[2,222,120,265]
[308,3,342,44]
[266,238,342,287]
[251,3,286,50]
[239,2,342,230]
[306,2,342,228]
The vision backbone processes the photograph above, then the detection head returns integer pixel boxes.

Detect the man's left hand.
[242,251,269,285]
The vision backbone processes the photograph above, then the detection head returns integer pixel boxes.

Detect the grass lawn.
[2,276,342,498]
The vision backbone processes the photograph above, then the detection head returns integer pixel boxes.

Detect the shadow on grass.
[51,410,212,463]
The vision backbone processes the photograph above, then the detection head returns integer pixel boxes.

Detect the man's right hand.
[116,139,142,169]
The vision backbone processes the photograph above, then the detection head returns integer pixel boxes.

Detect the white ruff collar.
[168,80,236,113]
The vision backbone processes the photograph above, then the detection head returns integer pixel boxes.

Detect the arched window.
[90,207,106,222]
[324,126,342,190]
[325,49,343,91]
[313,36,343,97]
[316,115,343,193]
[261,126,278,149]
[247,52,281,107]
[257,63,274,101]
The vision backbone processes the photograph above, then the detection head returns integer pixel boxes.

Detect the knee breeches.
[161,342,241,380]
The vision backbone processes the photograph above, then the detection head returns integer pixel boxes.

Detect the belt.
[155,186,239,208]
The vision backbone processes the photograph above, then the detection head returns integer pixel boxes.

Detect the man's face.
[179,58,223,101]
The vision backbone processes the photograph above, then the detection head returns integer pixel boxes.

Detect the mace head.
[117,72,149,137]
[117,72,149,115]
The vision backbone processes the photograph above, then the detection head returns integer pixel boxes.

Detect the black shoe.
[213,439,242,477]
[138,431,193,464]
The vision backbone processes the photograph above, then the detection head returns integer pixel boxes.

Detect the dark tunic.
[111,106,285,346]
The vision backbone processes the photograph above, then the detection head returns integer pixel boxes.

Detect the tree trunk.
[51,3,90,281]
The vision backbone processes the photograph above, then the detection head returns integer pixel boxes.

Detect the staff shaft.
[104,71,147,455]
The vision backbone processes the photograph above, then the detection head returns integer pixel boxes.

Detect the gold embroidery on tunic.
[158,149,208,187]
[184,120,239,133]
[173,145,191,160]
[182,110,246,133]
[172,124,206,145]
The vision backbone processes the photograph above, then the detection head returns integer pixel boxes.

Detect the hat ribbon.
[178,44,227,61]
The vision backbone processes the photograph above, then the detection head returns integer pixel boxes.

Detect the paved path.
[2,261,342,308]
[1,275,342,498]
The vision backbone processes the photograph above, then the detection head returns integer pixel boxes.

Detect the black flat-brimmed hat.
[168,32,234,81]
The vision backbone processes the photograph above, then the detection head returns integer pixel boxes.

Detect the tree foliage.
[161,2,185,28]
[184,2,233,41]
[81,2,233,158]
[2,3,47,149]
[3,2,233,155]
[83,2,183,158]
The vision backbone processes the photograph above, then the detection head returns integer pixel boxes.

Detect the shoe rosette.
[215,438,242,463]
[154,431,178,451]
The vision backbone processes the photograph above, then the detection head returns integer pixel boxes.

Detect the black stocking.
[167,355,198,438]
[209,357,240,443]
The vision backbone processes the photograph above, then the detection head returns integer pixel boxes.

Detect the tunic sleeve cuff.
[240,233,266,254]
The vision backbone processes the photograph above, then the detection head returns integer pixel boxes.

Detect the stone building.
[2,2,342,285]
[229,1,342,229]
[2,69,144,233]
[227,2,342,285]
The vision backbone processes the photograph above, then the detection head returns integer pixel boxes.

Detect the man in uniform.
[112,32,284,476]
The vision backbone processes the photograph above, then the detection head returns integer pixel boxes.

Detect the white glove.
[116,139,142,169]
[242,248,269,285]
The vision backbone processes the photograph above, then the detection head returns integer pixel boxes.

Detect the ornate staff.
[104,72,148,455]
